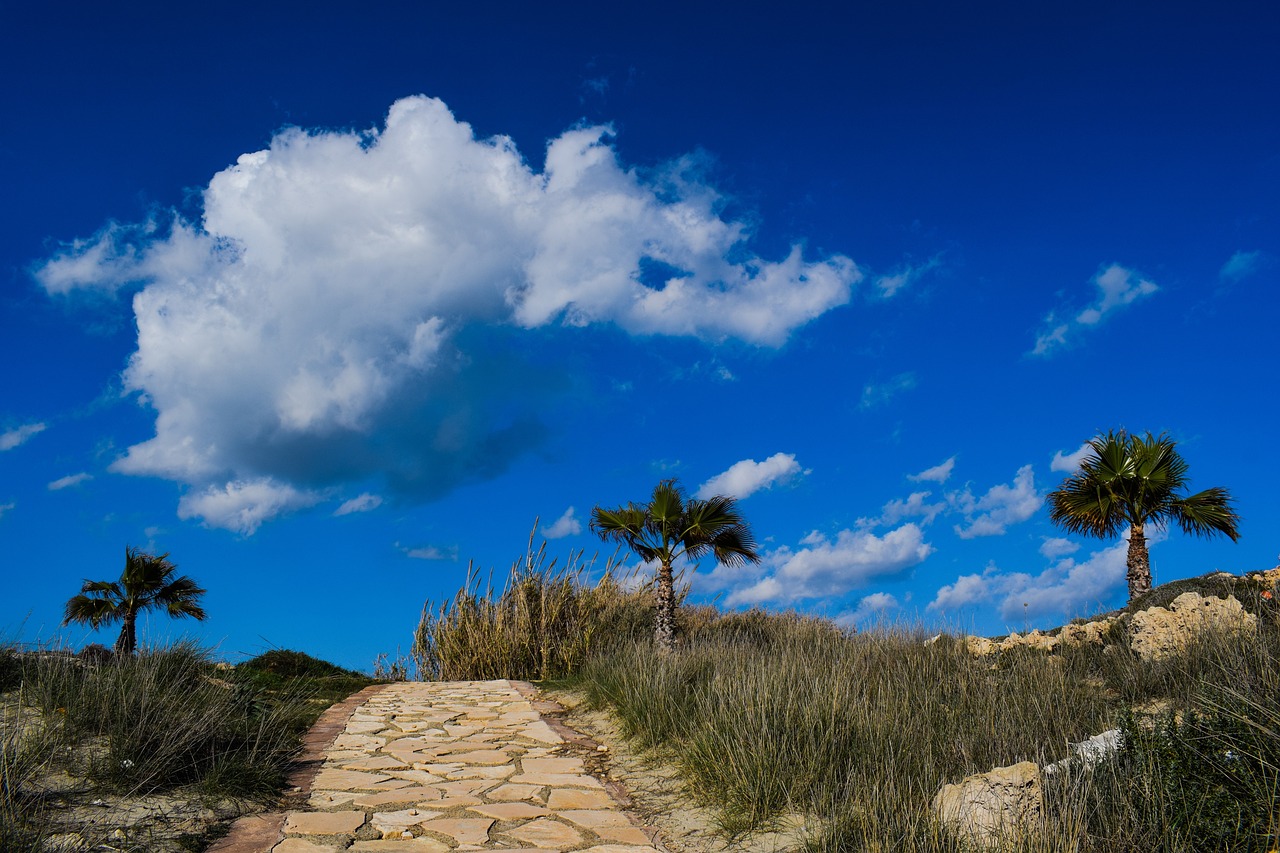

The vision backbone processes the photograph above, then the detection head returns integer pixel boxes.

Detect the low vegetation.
[0,642,375,852]
[415,544,1280,852]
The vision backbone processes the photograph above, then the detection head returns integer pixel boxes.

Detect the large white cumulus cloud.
[35,96,859,532]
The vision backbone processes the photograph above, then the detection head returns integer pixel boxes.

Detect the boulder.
[1128,592,1256,661]
[933,760,1042,848]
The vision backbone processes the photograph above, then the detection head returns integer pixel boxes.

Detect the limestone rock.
[932,761,1042,848]
[1129,592,1256,661]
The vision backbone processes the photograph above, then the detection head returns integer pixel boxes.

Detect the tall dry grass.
[412,533,654,681]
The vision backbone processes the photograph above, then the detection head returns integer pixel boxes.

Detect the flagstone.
[545,789,615,810]
[418,818,494,846]
[312,768,394,790]
[520,721,565,744]
[352,788,445,808]
[283,810,367,835]
[309,790,360,808]
[509,772,603,789]
[348,839,451,852]
[468,802,550,820]
[595,827,654,845]
[558,810,632,828]
[387,770,447,785]
[371,808,440,837]
[504,817,586,848]
[429,794,486,808]
[434,779,495,795]
[488,783,546,803]
[341,755,407,771]
[577,847,661,853]
[346,720,389,734]
[273,839,341,853]
[520,757,584,775]
[365,777,418,791]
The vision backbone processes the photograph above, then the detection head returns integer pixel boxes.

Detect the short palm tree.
[63,547,208,655]
[591,479,760,652]
[1047,430,1240,601]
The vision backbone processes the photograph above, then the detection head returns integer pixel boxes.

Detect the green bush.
[239,648,363,679]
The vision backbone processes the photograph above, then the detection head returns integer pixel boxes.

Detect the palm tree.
[63,547,208,655]
[1047,430,1240,601]
[591,479,760,652]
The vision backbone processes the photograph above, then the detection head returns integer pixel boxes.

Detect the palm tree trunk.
[1126,522,1152,601]
[654,561,676,654]
[115,611,137,656]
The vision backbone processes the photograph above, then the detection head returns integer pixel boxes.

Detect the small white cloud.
[334,493,383,516]
[859,373,917,410]
[875,255,942,298]
[1033,264,1157,356]
[908,456,955,483]
[950,464,1042,539]
[0,502,15,519]
[48,472,92,491]
[859,490,946,529]
[542,506,582,539]
[405,544,459,561]
[1219,250,1265,282]
[177,478,322,534]
[928,573,990,612]
[1050,442,1093,473]
[1,422,46,451]
[696,452,807,500]
[835,592,900,628]
[1039,537,1081,560]
[720,523,933,606]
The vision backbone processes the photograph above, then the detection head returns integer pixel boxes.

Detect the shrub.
[239,648,362,679]
[413,536,653,682]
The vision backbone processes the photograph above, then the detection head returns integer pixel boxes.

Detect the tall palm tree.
[1047,430,1240,601]
[591,479,760,652]
[63,547,208,655]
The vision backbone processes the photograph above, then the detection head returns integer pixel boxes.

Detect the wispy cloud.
[177,479,321,534]
[860,372,917,410]
[1032,264,1158,356]
[928,534,1146,622]
[834,592,900,629]
[859,491,947,529]
[334,493,383,516]
[696,452,808,500]
[707,523,933,606]
[48,472,92,491]
[34,96,859,532]
[542,506,582,539]
[1039,537,1080,560]
[874,255,942,298]
[1050,442,1093,473]
[950,464,1041,539]
[1219,250,1266,283]
[1,422,46,451]
[908,456,955,483]
[404,543,459,561]
[0,502,14,520]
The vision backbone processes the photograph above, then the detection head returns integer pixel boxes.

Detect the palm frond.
[1172,487,1242,541]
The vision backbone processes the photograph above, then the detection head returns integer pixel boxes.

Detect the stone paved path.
[256,681,662,853]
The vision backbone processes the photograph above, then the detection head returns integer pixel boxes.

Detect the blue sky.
[3,1,1277,670]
